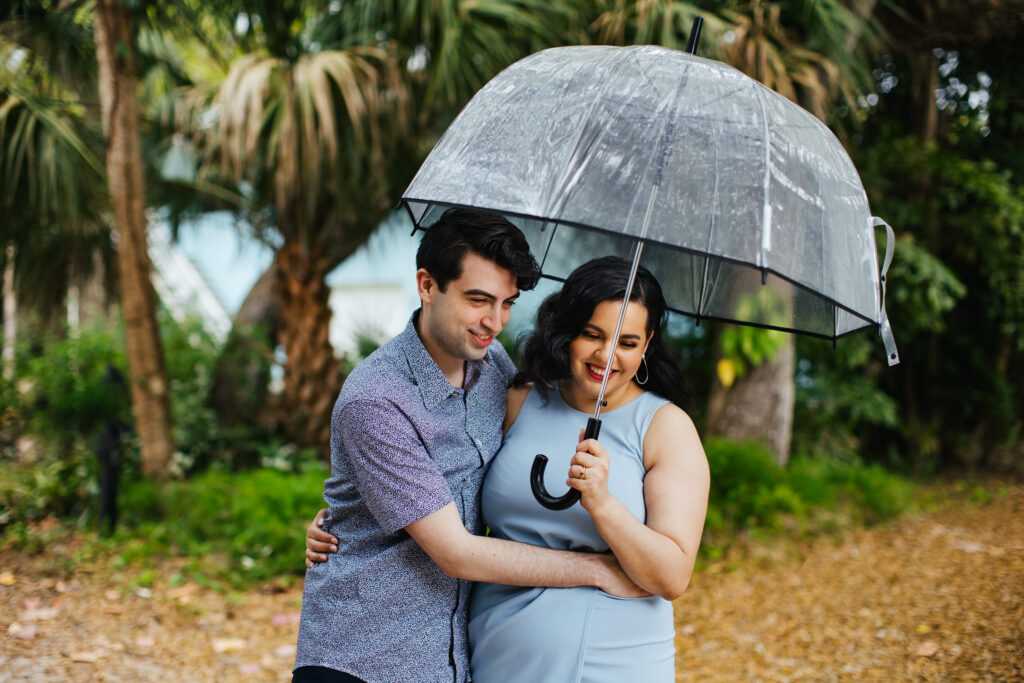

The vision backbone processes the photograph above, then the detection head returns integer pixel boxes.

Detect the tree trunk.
[706,330,795,465]
[2,243,15,382]
[207,222,377,429]
[273,239,343,453]
[93,0,174,478]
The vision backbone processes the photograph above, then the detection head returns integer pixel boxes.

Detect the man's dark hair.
[416,208,541,292]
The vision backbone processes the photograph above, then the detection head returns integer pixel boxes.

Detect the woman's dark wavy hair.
[514,256,691,411]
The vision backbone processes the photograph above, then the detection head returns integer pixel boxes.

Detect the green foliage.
[853,134,1024,469]
[97,465,330,586]
[792,335,901,463]
[717,291,789,385]
[0,313,318,532]
[0,449,96,529]
[882,235,966,336]
[702,438,914,547]
[20,324,130,441]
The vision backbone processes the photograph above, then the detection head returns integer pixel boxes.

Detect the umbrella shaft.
[593,241,645,420]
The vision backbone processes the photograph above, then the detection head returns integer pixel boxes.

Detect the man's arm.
[406,503,646,597]
[304,505,645,597]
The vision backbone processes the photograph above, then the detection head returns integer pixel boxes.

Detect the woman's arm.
[567,403,709,600]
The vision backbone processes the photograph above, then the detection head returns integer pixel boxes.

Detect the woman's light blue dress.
[469,386,675,683]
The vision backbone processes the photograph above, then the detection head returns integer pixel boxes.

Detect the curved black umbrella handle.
[530,418,602,510]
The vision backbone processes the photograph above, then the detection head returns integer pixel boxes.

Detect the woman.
[467,256,708,682]
[307,257,709,681]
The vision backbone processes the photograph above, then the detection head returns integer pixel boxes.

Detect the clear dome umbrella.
[402,39,899,510]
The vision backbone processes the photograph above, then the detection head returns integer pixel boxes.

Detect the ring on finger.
[580,466,587,480]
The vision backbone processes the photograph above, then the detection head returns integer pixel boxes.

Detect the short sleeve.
[334,399,454,534]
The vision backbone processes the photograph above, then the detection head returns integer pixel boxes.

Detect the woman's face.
[566,298,651,408]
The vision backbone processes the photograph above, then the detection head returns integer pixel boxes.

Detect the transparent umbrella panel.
[403,45,897,358]
[406,208,878,342]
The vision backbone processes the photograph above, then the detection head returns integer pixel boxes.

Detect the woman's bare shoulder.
[643,401,705,469]
[504,384,533,433]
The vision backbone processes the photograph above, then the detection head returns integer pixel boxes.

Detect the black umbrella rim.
[400,197,881,342]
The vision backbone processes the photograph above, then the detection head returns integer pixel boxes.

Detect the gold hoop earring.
[636,353,649,385]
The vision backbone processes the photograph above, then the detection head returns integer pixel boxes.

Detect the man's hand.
[305,509,337,568]
[595,554,650,598]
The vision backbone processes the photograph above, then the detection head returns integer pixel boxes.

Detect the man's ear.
[416,268,436,303]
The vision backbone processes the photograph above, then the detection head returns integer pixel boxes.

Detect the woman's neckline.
[554,380,647,417]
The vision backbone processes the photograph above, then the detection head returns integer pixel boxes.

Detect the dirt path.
[2,484,1021,682]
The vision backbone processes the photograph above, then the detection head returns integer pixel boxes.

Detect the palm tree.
[0,33,110,378]
[3,0,179,476]
[166,0,579,449]
[89,0,176,477]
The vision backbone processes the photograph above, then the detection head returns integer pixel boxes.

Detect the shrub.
[109,464,330,585]
[702,438,915,550]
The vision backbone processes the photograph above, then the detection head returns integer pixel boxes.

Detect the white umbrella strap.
[872,217,899,366]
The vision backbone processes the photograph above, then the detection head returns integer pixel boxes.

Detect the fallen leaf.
[167,583,200,600]
[22,606,60,621]
[8,622,37,640]
[915,641,940,657]
[271,612,301,626]
[69,651,103,663]
[954,541,987,553]
[916,624,932,634]
[135,636,156,648]
[0,571,15,586]
[274,644,296,658]
[135,587,152,599]
[212,637,246,653]
[237,663,263,674]
[23,598,41,610]
[104,589,120,601]
[35,516,60,532]
[680,624,697,636]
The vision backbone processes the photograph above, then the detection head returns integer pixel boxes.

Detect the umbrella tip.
[686,17,704,55]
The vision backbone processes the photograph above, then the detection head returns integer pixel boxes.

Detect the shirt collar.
[400,311,491,409]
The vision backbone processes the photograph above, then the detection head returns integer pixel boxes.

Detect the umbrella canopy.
[403,44,898,365]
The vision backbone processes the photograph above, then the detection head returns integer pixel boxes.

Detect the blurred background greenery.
[2,0,1022,586]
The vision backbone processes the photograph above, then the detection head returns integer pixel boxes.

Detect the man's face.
[418,252,520,367]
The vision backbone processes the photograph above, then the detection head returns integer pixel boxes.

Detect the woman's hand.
[566,438,613,513]
[305,509,337,568]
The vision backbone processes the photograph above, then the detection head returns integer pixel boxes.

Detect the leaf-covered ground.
[1,482,1021,682]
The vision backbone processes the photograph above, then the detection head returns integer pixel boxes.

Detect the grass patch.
[4,464,331,589]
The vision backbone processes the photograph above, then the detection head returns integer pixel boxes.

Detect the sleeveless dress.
[468,385,675,683]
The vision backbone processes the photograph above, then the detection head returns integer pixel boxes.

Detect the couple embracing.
[295,209,709,683]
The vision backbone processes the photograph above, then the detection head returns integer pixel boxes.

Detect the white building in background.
[155,209,555,358]
[160,210,420,357]
[147,218,231,343]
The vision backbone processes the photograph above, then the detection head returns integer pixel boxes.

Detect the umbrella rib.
[538,50,634,223]
[697,123,723,323]
[753,82,773,277]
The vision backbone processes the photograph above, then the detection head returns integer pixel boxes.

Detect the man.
[294,209,641,683]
